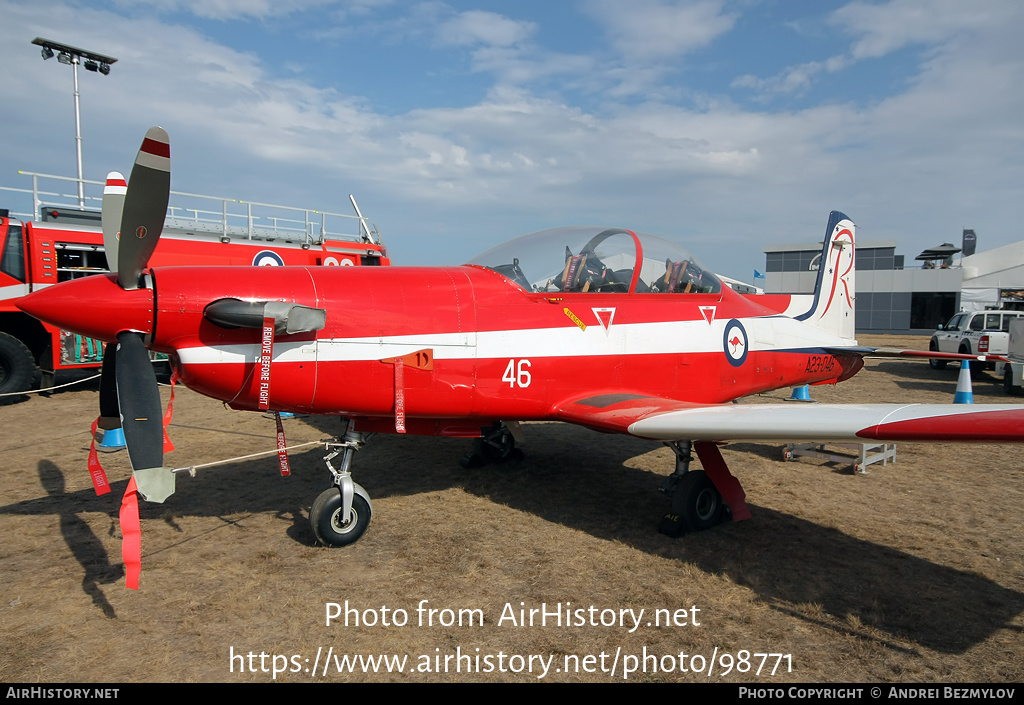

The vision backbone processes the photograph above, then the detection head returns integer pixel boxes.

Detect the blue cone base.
[787,385,813,402]
[98,427,126,449]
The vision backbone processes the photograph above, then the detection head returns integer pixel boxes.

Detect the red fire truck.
[0,173,389,396]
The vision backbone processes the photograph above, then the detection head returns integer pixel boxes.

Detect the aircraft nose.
[18,273,155,342]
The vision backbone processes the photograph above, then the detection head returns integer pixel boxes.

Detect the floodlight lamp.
[84,59,98,72]
[99,62,110,75]
[57,52,71,65]
[41,46,54,60]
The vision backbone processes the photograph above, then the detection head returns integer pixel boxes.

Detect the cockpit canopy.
[466,226,722,295]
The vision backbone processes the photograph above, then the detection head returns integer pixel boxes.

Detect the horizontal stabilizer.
[828,347,1008,364]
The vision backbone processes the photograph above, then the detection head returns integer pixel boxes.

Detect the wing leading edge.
[555,393,1024,443]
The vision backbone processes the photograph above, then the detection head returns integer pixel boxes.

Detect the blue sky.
[2,0,1022,282]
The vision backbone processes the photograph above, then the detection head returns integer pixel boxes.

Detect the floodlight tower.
[32,37,118,208]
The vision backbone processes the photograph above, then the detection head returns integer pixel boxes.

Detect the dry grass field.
[1,334,1022,683]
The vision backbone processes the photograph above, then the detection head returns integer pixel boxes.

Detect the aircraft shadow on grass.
[871,361,1007,398]
[5,420,1019,654]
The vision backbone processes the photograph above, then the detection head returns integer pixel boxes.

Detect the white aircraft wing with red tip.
[556,393,1024,443]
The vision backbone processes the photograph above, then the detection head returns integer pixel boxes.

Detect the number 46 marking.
[502,359,532,388]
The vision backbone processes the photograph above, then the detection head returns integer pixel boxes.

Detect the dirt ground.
[1,334,1023,683]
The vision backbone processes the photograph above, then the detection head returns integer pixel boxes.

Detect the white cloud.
[831,0,1018,60]
[112,0,383,21]
[732,56,853,99]
[467,46,595,86]
[733,1,1022,100]
[583,0,737,61]
[436,10,536,47]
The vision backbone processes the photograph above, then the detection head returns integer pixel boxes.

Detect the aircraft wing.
[554,393,1024,443]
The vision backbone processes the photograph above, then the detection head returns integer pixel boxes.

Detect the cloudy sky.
[1,0,1022,281]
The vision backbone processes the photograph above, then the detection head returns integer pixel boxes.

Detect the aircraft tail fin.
[794,211,856,340]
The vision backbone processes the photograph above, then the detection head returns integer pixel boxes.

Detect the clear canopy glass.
[466,226,721,295]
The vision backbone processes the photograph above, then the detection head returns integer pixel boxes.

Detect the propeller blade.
[114,332,163,473]
[101,172,126,272]
[98,342,120,430]
[117,127,170,290]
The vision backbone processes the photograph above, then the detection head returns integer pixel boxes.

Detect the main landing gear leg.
[310,422,374,547]
[658,441,751,537]
[459,421,524,468]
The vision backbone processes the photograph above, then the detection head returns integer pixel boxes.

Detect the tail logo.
[821,228,854,318]
[723,319,748,367]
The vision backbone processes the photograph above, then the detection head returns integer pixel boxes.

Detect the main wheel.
[0,332,36,401]
[928,340,946,370]
[310,488,371,547]
[1005,368,1023,396]
[478,432,517,464]
[677,471,724,532]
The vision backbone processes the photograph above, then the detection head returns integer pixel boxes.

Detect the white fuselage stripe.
[174,316,855,366]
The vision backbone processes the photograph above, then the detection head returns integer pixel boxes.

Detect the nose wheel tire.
[311,488,371,547]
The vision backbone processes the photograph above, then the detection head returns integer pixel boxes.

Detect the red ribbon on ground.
[275,412,291,476]
[119,475,141,590]
[86,417,112,496]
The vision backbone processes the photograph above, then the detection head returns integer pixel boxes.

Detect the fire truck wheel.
[310,488,370,547]
[0,332,36,399]
[677,470,724,532]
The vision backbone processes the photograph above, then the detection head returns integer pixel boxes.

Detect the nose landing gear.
[309,423,374,547]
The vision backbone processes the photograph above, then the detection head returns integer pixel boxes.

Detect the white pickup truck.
[994,318,1024,395]
[929,309,1024,371]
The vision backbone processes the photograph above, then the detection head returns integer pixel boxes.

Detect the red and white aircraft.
[19,128,1024,557]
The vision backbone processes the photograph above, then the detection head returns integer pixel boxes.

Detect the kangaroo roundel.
[723,319,748,367]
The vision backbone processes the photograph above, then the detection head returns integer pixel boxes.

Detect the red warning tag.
[120,475,141,591]
[275,412,291,476]
[381,350,432,433]
[86,417,112,496]
[162,368,177,453]
[257,317,274,410]
[394,357,406,434]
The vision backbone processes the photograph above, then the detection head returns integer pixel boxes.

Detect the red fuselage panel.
[145,265,841,422]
